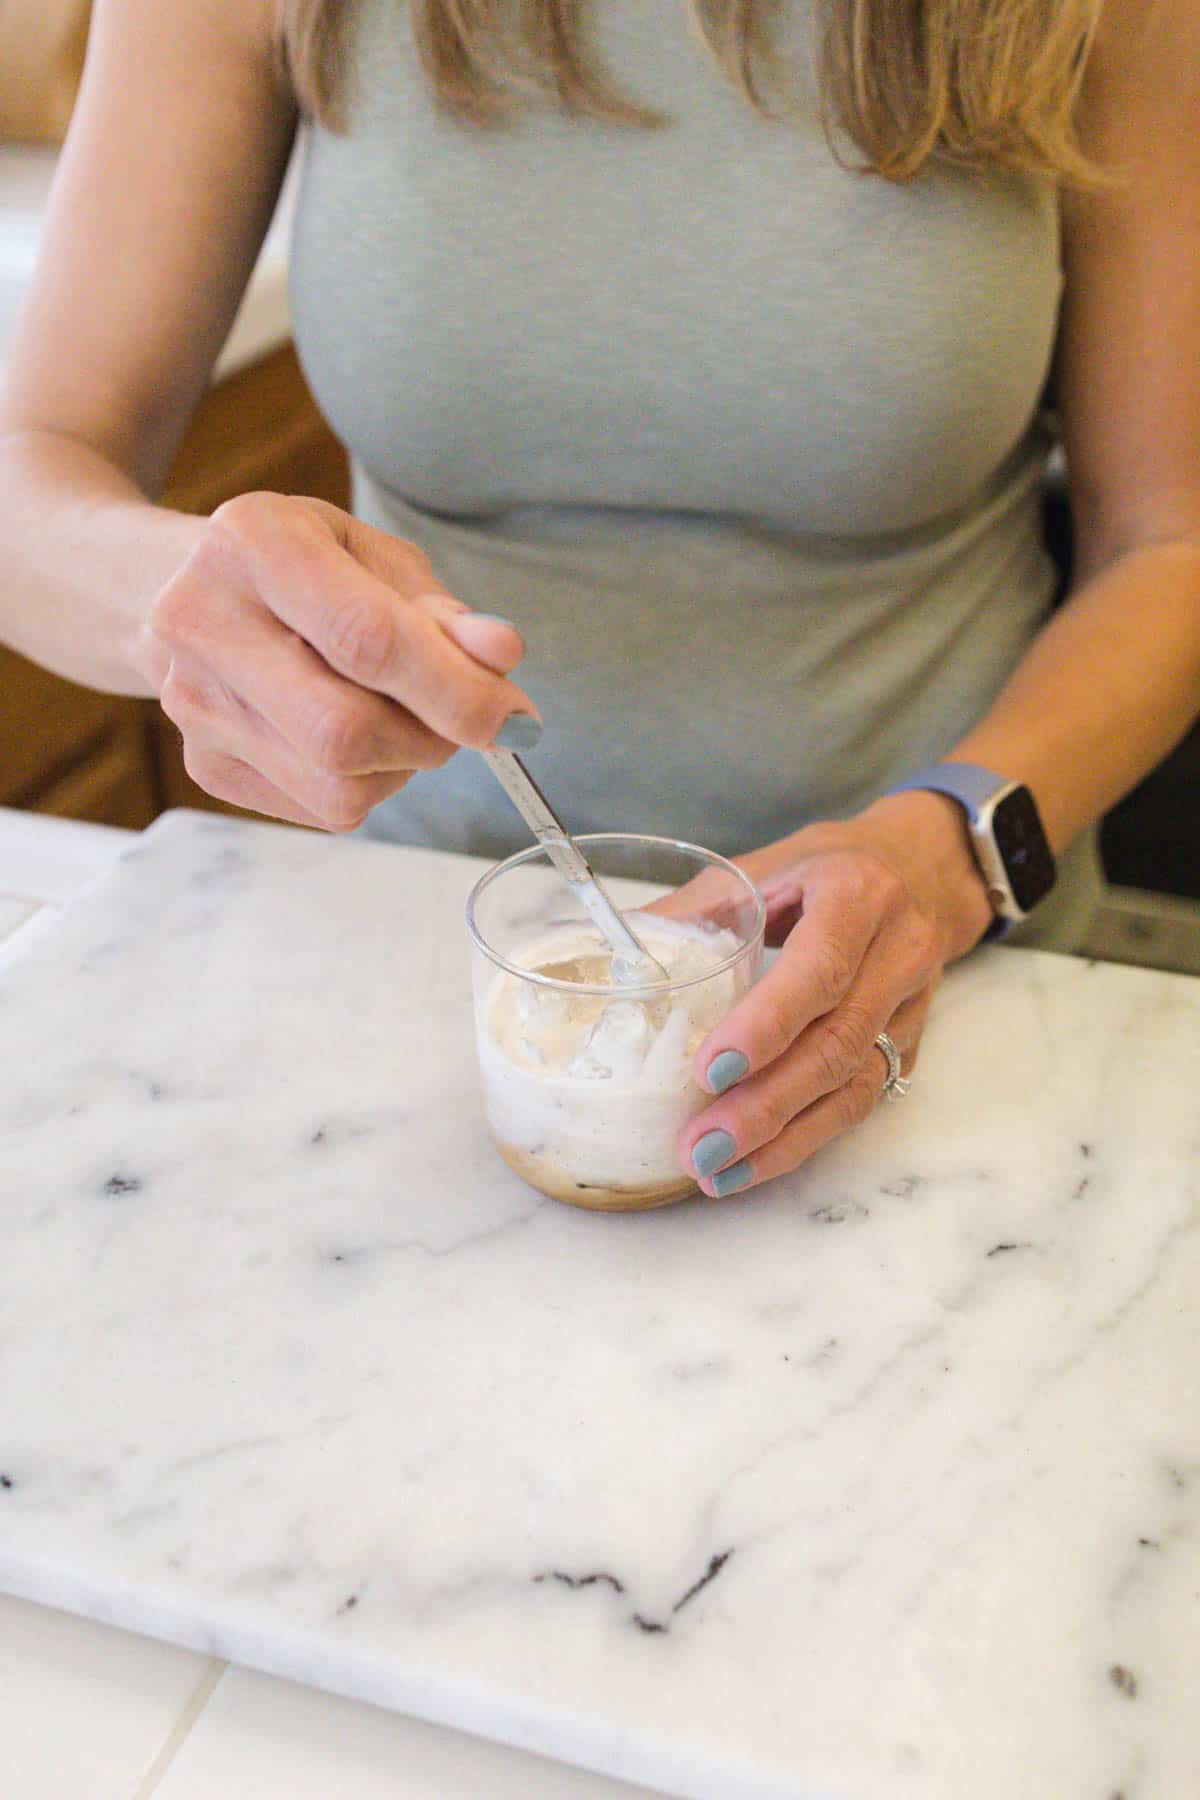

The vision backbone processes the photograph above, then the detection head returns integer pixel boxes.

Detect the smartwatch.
[885,762,1057,934]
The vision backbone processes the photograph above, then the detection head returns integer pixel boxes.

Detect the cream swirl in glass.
[467,836,765,1210]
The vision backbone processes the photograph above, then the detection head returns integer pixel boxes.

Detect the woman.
[1,0,1197,1198]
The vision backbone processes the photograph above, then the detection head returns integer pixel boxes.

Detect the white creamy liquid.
[477,912,744,1198]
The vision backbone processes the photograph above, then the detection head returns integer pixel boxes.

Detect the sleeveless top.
[289,0,1103,949]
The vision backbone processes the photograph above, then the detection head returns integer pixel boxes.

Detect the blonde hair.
[277,0,1105,183]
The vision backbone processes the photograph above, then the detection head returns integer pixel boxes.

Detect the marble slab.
[0,820,660,1800]
[1,810,1198,1800]
[0,896,37,942]
[0,806,128,907]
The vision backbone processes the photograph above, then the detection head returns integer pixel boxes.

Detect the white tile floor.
[154,1669,661,1800]
[0,1596,217,1800]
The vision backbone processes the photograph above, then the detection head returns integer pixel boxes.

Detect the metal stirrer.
[482,750,669,987]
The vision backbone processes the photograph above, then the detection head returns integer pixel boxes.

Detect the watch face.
[992,787,1056,912]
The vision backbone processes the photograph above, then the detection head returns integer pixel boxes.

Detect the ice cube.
[575,999,654,1081]
[641,1003,693,1085]
[516,981,569,1033]
[670,936,718,983]
[566,1050,614,1081]
[589,1000,651,1055]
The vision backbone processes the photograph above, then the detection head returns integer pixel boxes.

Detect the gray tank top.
[289,0,1102,949]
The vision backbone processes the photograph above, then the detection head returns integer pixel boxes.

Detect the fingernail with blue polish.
[472,613,520,630]
[707,1050,749,1095]
[711,1159,754,1199]
[493,713,543,751]
[693,1129,737,1179]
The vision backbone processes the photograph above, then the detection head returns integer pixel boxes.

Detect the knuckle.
[813,1006,874,1091]
[324,601,395,685]
[149,576,202,647]
[878,863,908,910]
[915,912,944,968]
[279,528,334,595]
[209,490,276,551]
[755,987,798,1059]
[738,1085,793,1149]
[834,1068,879,1132]
[859,850,905,910]
[316,777,371,833]
[900,915,942,985]
[308,697,377,775]
[403,731,455,772]
[158,669,210,731]
[397,540,434,583]
[419,736,456,770]
[183,745,240,803]
[809,936,856,1013]
[181,743,213,786]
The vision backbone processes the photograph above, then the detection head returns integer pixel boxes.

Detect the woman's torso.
[289,0,1100,947]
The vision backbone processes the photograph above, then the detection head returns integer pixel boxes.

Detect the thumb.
[296,499,527,677]
[408,586,526,677]
[439,609,526,676]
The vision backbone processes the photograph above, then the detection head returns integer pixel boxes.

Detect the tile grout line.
[129,1659,228,1800]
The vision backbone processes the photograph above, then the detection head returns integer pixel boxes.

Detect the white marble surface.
[0,811,658,1800]
[2,809,1199,1799]
[0,806,128,906]
[0,893,37,941]
[0,145,294,381]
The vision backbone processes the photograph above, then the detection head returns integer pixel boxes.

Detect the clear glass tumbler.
[466,834,765,1211]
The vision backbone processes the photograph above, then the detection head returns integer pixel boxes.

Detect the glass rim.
[465,831,766,997]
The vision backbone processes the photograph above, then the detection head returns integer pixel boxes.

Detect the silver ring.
[875,1030,911,1102]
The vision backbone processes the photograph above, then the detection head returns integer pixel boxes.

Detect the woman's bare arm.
[0,0,537,824]
[676,0,1200,1199]
[0,0,295,691]
[941,0,1200,848]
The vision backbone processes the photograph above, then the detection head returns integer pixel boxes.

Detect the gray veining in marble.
[1,811,1198,1799]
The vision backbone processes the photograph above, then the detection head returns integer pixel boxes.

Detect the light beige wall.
[0,0,91,143]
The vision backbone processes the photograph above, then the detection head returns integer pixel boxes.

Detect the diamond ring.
[875,1030,911,1101]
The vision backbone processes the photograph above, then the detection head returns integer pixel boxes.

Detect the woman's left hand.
[680,792,996,1198]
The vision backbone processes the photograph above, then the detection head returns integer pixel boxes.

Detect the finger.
[641,861,761,932]
[695,1063,886,1199]
[896,983,934,1073]
[440,610,528,677]
[196,496,540,747]
[694,872,881,1095]
[308,517,527,677]
[178,705,411,833]
[691,991,929,1200]
[682,983,929,1189]
[696,862,942,1096]
[161,601,457,777]
[755,863,816,947]
[164,655,410,831]
[178,741,335,831]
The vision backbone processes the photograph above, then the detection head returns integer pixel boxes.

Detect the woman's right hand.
[138,490,539,831]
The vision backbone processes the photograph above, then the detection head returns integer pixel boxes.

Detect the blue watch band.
[885,761,1008,823]
[885,761,1016,941]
